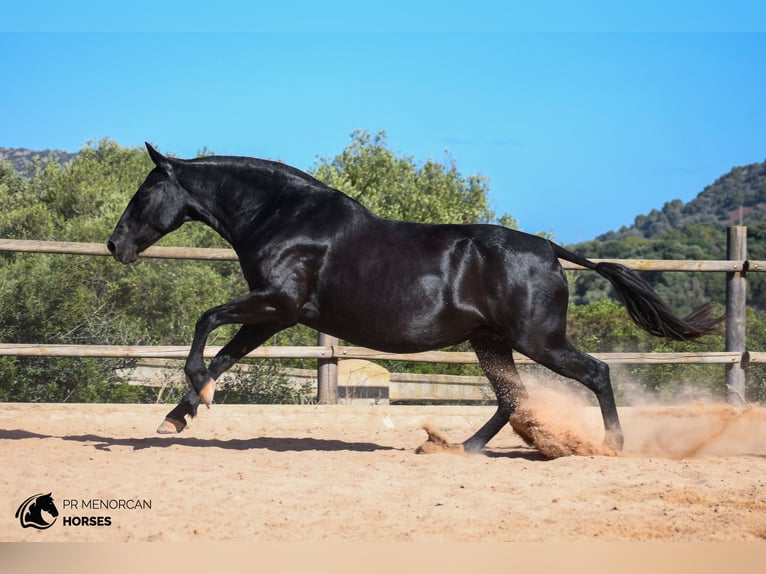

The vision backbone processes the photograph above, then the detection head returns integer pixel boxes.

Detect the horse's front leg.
[185,293,294,404]
[157,389,200,433]
[183,307,222,408]
[157,323,282,434]
[207,323,283,380]
[162,290,295,430]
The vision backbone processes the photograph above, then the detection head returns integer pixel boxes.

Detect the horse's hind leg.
[520,341,624,452]
[462,335,529,453]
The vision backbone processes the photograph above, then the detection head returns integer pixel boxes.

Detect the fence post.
[725,226,747,406]
[316,332,338,404]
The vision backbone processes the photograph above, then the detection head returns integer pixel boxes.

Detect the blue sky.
[2,3,766,244]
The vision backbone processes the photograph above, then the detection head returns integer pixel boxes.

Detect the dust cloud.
[524,378,766,459]
[419,376,766,460]
[623,402,766,459]
[415,425,466,455]
[507,383,617,458]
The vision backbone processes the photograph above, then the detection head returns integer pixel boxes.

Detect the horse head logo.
[15,493,59,530]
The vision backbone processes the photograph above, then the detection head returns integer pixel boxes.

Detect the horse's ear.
[145,143,174,175]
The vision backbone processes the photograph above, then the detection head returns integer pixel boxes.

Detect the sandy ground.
[2,399,766,542]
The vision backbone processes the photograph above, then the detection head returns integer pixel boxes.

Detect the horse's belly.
[303,239,495,351]
[301,294,484,353]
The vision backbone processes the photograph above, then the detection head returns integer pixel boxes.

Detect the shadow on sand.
[0,427,545,459]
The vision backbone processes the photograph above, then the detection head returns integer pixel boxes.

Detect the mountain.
[0,147,77,173]
[597,159,766,242]
[569,158,766,313]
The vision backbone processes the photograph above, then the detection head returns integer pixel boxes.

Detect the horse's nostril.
[107,240,116,254]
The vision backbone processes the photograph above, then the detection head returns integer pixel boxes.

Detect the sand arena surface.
[2,401,766,542]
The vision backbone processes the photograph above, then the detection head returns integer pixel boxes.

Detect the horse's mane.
[185,155,328,188]
[178,154,376,216]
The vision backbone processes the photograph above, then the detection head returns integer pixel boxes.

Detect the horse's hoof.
[157,417,186,434]
[604,429,624,453]
[199,378,215,408]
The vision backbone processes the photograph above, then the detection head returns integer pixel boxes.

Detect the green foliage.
[571,158,766,315]
[575,159,766,314]
[214,363,315,405]
[0,357,154,403]
[559,158,766,402]
[310,130,516,227]
[600,159,766,242]
[567,299,649,352]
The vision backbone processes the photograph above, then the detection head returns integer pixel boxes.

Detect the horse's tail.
[550,242,723,341]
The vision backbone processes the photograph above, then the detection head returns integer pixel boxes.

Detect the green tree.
[310,130,515,227]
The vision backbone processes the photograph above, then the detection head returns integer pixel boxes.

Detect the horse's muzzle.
[106,239,138,264]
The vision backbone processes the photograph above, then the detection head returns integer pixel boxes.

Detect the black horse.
[108,144,721,453]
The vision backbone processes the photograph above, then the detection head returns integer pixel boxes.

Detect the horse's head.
[107,143,191,264]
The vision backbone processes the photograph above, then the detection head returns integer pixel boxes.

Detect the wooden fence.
[0,227,761,405]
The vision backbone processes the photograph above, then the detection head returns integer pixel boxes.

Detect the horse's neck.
[181,173,240,245]
[183,164,271,247]
[189,195,235,244]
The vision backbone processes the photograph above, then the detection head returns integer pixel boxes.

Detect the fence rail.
[0,230,758,404]
[0,239,238,261]
[0,343,746,364]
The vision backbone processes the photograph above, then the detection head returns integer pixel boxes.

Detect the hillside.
[597,159,766,241]
[0,147,77,173]
[569,158,766,313]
